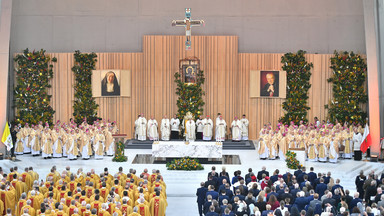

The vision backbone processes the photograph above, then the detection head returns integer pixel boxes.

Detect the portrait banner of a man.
[92,70,131,97]
[249,70,286,99]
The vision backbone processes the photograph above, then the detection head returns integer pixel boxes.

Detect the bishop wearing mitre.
[161,115,170,141]
[184,112,196,142]
[147,116,159,141]
[135,114,147,141]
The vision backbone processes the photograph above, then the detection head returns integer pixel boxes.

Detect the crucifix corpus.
[172,8,204,50]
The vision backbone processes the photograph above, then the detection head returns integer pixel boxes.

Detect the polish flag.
[360,124,372,153]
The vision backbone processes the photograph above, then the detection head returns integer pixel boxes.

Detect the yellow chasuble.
[149,196,166,216]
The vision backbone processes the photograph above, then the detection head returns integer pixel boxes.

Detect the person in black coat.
[204,195,214,215]
[208,166,219,180]
[10,123,18,157]
[322,192,336,209]
[257,166,269,181]
[315,178,327,198]
[205,175,218,191]
[349,192,362,212]
[294,165,302,178]
[307,167,317,185]
[355,171,366,199]
[278,187,293,204]
[365,180,377,206]
[196,182,208,216]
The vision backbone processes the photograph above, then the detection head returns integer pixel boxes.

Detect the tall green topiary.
[72,50,99,125]
[280,50,313,125]
[14,49,57,126]
[325,51,367,124]
[174,70,205,120]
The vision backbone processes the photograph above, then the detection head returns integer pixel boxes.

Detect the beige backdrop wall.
[39,35,335,140]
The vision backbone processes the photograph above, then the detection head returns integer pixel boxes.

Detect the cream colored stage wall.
[31,36,340,140]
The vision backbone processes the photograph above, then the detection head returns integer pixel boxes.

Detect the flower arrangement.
[14,49,57,126]
[72,50,99,125]
[325,51,367,125]
[166,157,204,171]
[112,141,127,162]
[285,151,300,169]
[174,70,205,120]
[280,50,313,125]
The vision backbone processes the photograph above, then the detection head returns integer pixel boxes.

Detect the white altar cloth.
[152,141,223,158]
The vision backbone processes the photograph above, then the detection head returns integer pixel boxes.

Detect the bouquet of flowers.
[166,157,204,170]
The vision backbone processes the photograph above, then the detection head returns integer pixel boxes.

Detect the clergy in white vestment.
[352,128,363,161]
[170,114,180,140]
[216,115,227,142]
[161,115,171,141]
[196,115,204,140]
[240,114,249,140]
[135,114,147,141]
[147,116,159,141]
[185,116,196,142]
[231,116,242,141]
[203,115,213,141]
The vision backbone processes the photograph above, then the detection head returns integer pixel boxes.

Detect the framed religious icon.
[179,57,200,84]
[249,70,286,99]
[92,69,131,97]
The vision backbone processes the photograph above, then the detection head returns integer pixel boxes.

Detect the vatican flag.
[1,122,13,151]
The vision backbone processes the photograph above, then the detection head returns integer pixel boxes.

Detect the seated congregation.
[197,166,384,216]
[0,166,167,216]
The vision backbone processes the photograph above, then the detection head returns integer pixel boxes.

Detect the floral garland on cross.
[14,49,57,126]
[174,71,205,120]
[325,51,367,125]
[72,51,99,125]
[280,50,313,125]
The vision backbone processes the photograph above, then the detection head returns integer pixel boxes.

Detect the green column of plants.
[174,70,205,120]
[72,50,99,125]
[280,50,313,125]
[14,49,57,125]
[325,51,367,124]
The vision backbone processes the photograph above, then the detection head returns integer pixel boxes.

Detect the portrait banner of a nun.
[101,70,121,96]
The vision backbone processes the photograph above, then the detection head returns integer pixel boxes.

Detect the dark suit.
[315,183,327,197]
[257,170,269,181]
[308,172,317,185]
[309,199,322,210]
[349,198,362,212]
[294,197,309,211]
[297,172,307,183]
[203,201,213,215]
[196,187,208,216]
[322,198,336,209]
[278,192,294,204]
[294,169,302,177]
[206,190,219,201]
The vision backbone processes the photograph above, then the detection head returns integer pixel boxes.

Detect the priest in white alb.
[240,114,249,140]
[185,112,196,142]
[170,114,180,140]
[216,115,226,142]
[161,115,170,141]
[147,116,159,141]
[135,114,147,141]
[231,116,242,141]
[195,115,204,140]
[203,115,213,141]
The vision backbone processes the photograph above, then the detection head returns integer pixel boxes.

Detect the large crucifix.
[172,8,204,50]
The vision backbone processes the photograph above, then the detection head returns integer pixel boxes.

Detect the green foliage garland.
[166,157,204,170]
[326,51,367,125]
[14,49,57,126]
[285,151,300,169]
[280,50,313,125]
[72,50,99,125]
[174,71,205,120]
[112,141,127,162]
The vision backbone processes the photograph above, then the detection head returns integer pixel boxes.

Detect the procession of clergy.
[0,166,167,216]
[13,120,119,160]
[257,119,367,163]
[134,112,250,142]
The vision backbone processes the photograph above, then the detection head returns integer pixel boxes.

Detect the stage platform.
[124,139,256,150]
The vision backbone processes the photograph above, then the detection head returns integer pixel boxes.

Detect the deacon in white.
[160,115,170,141]
[203,115,213,141]
[240,114,249,140]
[196,115,204,140]
[135,113,147,141]
[185,116,196,141]
[147,116,159,141]
[231,116,242,141]
[352,127,363,160]
[170,114,180,139]
[216,115,227,142]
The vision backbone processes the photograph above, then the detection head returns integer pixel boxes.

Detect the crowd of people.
[12,119,119,160]
[134,113,249,142]
[0,165,167,216]
[257,118,368,163]
[197,166,384,216]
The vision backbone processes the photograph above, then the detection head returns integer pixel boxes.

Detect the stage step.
[124,140,255,150]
